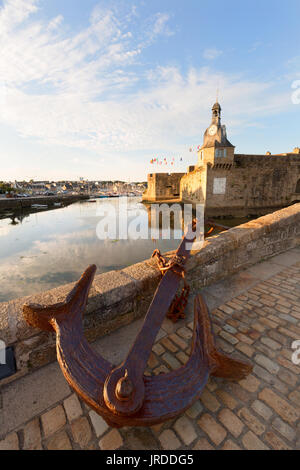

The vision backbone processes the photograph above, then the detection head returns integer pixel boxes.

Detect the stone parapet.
[1,203,300,385]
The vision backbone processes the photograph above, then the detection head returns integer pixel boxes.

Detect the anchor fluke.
[23,264,97,332]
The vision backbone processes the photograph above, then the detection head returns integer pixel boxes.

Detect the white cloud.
[47,14,63,31]
[203,48,223,60]
[1,64,291,156]
[0,0,294,181]
[0,0,38,33]
[0,2,147,92]
[152,12,173,37]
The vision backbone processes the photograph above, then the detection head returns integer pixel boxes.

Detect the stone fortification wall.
[143,173,184,202]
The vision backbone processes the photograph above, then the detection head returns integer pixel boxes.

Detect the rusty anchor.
[22,222,252,428]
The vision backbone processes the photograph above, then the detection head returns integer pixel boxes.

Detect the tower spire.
[212,100,221,125]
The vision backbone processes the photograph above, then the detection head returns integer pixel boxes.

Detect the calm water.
[0,197,183,302]
[0,197,254,302]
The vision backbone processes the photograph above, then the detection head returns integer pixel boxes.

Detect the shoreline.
[0,194,89,211]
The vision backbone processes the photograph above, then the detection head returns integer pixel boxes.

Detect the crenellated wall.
[204,154,300,217]
[143,152,300,216]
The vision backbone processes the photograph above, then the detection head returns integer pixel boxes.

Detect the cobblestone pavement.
[1,248,300,450]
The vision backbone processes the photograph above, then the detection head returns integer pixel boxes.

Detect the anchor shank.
[124,270,184,376]
[103,225,197,416]
[120,227,196,378]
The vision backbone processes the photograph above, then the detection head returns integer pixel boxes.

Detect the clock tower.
[198,101,235,166]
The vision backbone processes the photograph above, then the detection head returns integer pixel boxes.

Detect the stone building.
[143,172,185,202]
[142,102,300,217]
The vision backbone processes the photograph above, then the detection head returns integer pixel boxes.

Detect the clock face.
[209,125,217,136]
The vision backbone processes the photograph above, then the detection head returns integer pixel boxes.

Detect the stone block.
[198,414,227,446]
[64,394,82,422]
[23,418,42,450]
[259,388,300,424]
[41,405,66,438]
[99,429,123,450]
[1,362,70,436]
[218,409,244,437]
[174,416,197,445]
[121,261,160,291]
[0,432,19,450]
[238,408,265,435]
[71,417,92,447]
[46,431,72,450]
[89,410,109,438]
[242,431,269,450]
[158,429,181,450]
[93,270,138,308]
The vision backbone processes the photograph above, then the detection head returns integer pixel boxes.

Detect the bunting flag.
[188,145,202,153]
[149,147,200,165]
[149,155,187,165]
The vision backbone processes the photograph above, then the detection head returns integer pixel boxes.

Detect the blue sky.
[0,0,299,182]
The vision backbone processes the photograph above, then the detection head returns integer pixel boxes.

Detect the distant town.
[0,179,147,198]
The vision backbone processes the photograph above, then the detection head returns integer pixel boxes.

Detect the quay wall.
[0,194,89,211]
[1,203,300,385]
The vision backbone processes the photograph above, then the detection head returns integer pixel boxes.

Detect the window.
[213,177,227,195]
[296,179,300,193]
[216,148,227,158]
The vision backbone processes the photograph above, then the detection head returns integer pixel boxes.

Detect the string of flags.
[150,157,184,165]
[149,146,202,165]
[189,146,201,152]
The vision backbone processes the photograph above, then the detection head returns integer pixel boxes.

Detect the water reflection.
[0,198,255,302]
[0,198,183,302]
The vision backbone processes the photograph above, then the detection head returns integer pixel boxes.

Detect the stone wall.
[180,166,207,204]
[0,194,89,211]
[204,154,300,217]
[1,203,300,385]
[144,150,300,216]
[179,153,300,216]
[142,173,184,202]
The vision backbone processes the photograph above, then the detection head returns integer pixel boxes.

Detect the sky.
[0,0,299,182]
